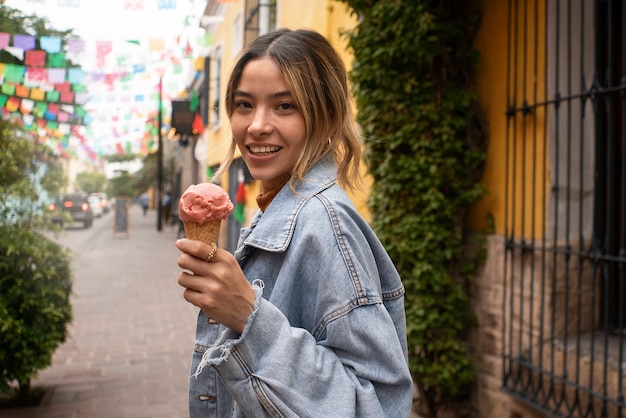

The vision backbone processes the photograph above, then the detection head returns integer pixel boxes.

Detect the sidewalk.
[0,205,197,418]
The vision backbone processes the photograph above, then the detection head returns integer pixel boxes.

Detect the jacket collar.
[243,157,337,252]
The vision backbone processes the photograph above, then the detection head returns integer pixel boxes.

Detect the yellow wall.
[205,3,244,170]
[204,0,553,234]
[470,0,547,238]
[277,0,333,29]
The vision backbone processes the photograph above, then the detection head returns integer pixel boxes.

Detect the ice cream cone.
[183,219,221,244]
[178,182,233,245]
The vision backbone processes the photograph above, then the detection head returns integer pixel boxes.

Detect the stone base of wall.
[470,235,624,418]
[468,235,544,418]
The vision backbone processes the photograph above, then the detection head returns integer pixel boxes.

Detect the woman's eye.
[235,101,252,109]
[277,102,294,111]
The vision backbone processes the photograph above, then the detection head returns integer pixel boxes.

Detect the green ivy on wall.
[339,0,487,414]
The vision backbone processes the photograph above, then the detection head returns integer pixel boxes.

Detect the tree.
[75,172,107,194]
[105,152,173,200]
[107,171,138,199]
[0,119,73,405]
[0,226,72,403]
[0,6,75,405]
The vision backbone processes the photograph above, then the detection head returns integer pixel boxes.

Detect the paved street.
[0,204,197,418]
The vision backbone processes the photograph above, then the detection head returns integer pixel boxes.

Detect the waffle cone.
[183,220,221,244]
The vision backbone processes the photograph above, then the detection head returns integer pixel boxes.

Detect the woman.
[176,28,413,417]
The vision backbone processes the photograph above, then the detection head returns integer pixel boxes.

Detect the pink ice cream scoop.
[178,183,233,225]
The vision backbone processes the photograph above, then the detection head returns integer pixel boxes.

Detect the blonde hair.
[214,28,362,191]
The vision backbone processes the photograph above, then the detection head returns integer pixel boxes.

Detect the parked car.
[89,192,111,214]
[88,196,103,218]
[49,192,93,228]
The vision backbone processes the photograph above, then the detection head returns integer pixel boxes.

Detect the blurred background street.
[0,204,197,418]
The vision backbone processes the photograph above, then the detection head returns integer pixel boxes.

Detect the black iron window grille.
[503,0,626,416]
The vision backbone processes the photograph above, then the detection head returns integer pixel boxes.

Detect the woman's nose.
[248,108,273,136]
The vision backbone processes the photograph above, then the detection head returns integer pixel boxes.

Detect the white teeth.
[249,145,280,154]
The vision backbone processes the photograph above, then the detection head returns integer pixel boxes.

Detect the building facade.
[181,1,626,417]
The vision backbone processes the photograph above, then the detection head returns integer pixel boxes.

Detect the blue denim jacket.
[188,158,413,417]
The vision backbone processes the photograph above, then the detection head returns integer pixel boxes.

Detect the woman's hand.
[175,238,256,334]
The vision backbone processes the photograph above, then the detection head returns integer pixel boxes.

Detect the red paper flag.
[96,41,113,58]
[55,82,71,93]
[233,176,246,223]
[124,0,144,9]
[6,97,20,112]
[25,50,46,67]
[192,112,205,135]
[60,91,74,104]
[25,68,47,83]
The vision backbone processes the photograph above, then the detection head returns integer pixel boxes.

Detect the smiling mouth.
[248,145,282,156]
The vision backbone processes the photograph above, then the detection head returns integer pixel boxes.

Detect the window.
[502,1,626,416]
[243,0,276,47]
[211,45,222,129]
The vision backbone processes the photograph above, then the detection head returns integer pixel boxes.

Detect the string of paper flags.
[0,28,204,161]
[1,0,226,161]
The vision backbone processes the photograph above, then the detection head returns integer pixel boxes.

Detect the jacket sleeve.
[212,296,413,418]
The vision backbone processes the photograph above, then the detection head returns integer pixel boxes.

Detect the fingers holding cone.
[206,243,218,261]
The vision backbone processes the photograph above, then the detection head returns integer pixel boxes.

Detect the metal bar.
[503,0,515,393]
[510,0,523,391]
[561,1,574,414]
[505,83,625,114]
[526,0,542,403]
[550,0,563,411]
[538,0,550,405]
[603,1,615,415]
[519,0,530,397]
[575,0,590,415]
[619,0,626,413]
[503,0,511,392]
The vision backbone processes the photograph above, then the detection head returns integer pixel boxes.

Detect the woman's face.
[230,57,306,192]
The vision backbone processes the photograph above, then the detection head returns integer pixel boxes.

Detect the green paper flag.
[46,91,60,102]
[190,90,199,112]
[3,64,25,83]
[47,53,68,68]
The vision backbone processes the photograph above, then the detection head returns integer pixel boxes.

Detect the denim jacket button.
[197,394,215,401]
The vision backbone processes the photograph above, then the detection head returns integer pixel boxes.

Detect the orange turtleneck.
[255,176,290,212]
